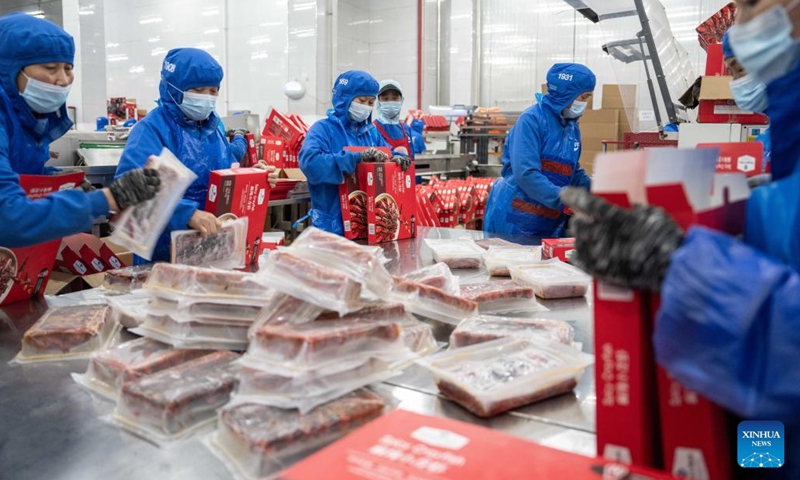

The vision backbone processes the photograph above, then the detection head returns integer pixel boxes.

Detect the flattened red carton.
[259,135,285,169]
[206,168,270,266]
[61,234,107,274]
[359,161,417,244]
[1,172,85,305]
[283,410,680,480]
[431,183,459,228]
[340,147,391,240]
[56,243,90,276]
[698,142,766,177]
[243,133,258,168]
[591,148,749,469]
[542,238,575,262]
[695,2,736,52]
[704,43,726,77]
[262,107,305,151]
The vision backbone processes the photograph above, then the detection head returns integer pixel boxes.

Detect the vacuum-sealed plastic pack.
[459,280,539,314]
[249,293,325,329]
[72,338,212,399]
[510,259,591,299]
[474,237,521,250]
[390,277,478,325]
[143,263,270,301]
[400,263,460,296]
[255,250,362,316]
[449,315,574,349]
[107,290,150,329]
[149,295,265,324]
[132,314,249,351]
[424,238,486,269]
[422,337,593,417]
[399,318,439,357]
[111,148,198,261]
[287,227,393,294]
[231,358,397,413]
[246,313,406,369]
[208,390,388,480]
[171,217,248,269]
[114,351,240,444]
[484,246,541,276]
[15,305,118,363]
[103,264,154,292]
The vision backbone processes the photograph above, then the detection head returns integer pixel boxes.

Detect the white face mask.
[349,101,373,123]
[20,73,71,114]
[564,100,587,119]
[180,91,217,121]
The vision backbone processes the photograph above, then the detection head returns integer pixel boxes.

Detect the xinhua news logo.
[738,421,784,469]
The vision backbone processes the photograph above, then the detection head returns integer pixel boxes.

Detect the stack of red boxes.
[695,2,736,52]
[56,234,125,276]
[338,147,392,240]
[591,148,749,478]
[414,185,440,228]
[259,108,307,169]
[431,181,460,228]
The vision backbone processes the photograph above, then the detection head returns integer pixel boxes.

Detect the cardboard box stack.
[259,108,307,170]
[591,148,748,477]
[576,84,637,176]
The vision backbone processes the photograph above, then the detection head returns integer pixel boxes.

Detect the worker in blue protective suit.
[483,63,595,238]
[723,32,773,179]
[115,48,276,263]
[0,12,159,249]
[560,2,800,477]
[374,79,425,159]
[299,70,410,235]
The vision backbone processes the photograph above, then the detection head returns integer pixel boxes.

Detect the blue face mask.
[730,75,769,113]
[379,101,402,121]
[564,100,587,119]
[729,1,800,85]
[349,101,373,123]
[179,91,217,121]
[20,73,71,114]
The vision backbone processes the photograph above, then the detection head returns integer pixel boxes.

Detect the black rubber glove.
[80,178,96,192]
[226,129,248,139]
[747,173,772,189]
[560,187,684,291]
[393,155,412,172]
[360,147,389,163]
[108,168,161,210]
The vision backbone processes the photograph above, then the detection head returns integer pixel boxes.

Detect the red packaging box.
[697,76,769,125]
[99,243,125,270]
[704,43,726,77]
[698,142,766,177]
[243,132,258,168]
[259,136,286,169]
[56,244,90,276]
[59,234,106,274]
[542,238,575,262]
[359,161,416,244]
[431,182,460,228]
[339,147,392,240]
[283,410,680,480]
[455,180,477,225]
[205,167,271,266]
[696,2,736,52]
[2,172,85,305]
[591,148,749,470]
[262,107,305,152]
[125,100,137,120]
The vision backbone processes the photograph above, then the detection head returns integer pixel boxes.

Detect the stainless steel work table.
[0,228,596,480]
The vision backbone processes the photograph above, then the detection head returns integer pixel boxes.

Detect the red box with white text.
[359,162,417,244]
[698,142,767,177]
[542,238,575,261]
[205,168,270,266]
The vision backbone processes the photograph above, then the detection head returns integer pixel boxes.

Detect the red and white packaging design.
[56,244,90,276]
[243,133,258,168]
[205,168,270,266]
[541,238,575,262]
[591,148,749,469]
[698,142,767,177]
[339,147,392,241]
[58,234,108,274]
[3,172,86,305]
[704,43,726,77]
[415,185,440,228]
[262,107,305,153]
[431,182,460,228]
[259,135,285,169]
[282,410,680,480]
[359,161,417,245]
[98,243,125,270]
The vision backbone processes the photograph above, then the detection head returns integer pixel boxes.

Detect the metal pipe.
[633,0,677,124]
[637,33,663,130]
[417,0,423,109]
[471,0,482,106]
[436,0,441,105]
[222,0,230,115]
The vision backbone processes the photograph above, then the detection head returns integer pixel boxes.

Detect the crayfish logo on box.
[738,421,784,469]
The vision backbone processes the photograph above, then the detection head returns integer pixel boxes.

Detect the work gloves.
[226,129,248,139]
[560,187,684,292]
[109,169,161,210]
[360,147,389,163]
[393,155,412,172]
[80,178,96,192]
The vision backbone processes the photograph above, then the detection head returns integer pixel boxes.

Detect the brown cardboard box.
[278,168,307,180]
[579,108,619,125]
[102,238,132,267]
[602,84,637,110]
[697,76,769,124]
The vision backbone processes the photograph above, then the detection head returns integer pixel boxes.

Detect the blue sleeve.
[511,115,563,210]
[115,118,198,231]
[43,165,61,175]
[299,122,361,185]
[656,226,800,422]
[0,124,109,248]
[410,128,426,154]
[229,135,247,163]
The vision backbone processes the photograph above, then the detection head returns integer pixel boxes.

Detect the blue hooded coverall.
[656,38,800,480]
[483,63,595,238]
[373,79,425,159]
[114,48,246,263]
[298,70,389,235]
[0,13,109,248]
